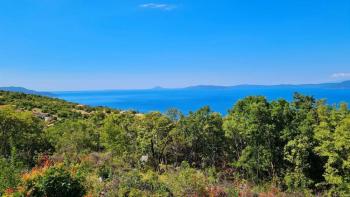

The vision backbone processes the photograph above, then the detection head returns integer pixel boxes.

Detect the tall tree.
[224,96,281,181]
[173,106,225,168]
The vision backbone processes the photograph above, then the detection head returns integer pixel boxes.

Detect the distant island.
[185,80,350,90]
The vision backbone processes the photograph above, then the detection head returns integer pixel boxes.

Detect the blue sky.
[0,0,350,90]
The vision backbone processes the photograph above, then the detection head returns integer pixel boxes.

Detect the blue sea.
[54,88,350,115]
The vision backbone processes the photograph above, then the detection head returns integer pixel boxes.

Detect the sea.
[54,88,350,115]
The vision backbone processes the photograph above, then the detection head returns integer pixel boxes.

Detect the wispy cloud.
[139,3,177,11]
[331,72,350,78]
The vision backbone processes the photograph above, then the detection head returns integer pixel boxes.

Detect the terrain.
[0,90,350,196]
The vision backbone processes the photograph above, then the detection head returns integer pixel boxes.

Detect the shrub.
[21,165,86,197]
[118,170,172,197]
[0,107,50,166]
[0,157,21,195]
[161,162,208,196]
[46,120,100,154]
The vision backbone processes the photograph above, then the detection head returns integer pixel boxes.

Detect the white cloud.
[139,3,177,11]
[331,72,350,78]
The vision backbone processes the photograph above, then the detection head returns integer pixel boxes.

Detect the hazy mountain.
[0,87,55,96]
[1,81,349,95]
[151,86,165,90]
[185,80,350,90]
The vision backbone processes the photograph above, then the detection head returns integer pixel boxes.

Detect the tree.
[136,112,175,169]
[46,119,100,154]
[315,110,350,195]
[100,112,138,163]
[0,107,49,166]
[173,106,225,168]
[282,93,320,191]
[224,96,280,181]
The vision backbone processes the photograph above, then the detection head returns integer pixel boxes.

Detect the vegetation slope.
[0,90,349,196]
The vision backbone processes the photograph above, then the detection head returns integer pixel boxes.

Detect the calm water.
[54,88,350,115]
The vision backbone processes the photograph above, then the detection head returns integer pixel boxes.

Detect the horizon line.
[1,80,349,92]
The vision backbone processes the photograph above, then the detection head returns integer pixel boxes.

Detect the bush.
[21,165,86,197]
[46,120,100,154]
[118,170,172,197]
[161,162,208,196]
[0,157,21,195]
[0,107,50,166]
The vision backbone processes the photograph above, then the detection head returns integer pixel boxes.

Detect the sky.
[0,0,350,91]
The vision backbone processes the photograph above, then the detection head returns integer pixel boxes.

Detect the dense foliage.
[0,91,349,196]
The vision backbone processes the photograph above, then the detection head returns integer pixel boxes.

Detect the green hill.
[0,87,55,96]
[0,90,119,124]
[0,90,349,196]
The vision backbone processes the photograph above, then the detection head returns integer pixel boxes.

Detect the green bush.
[118,170,172,197]
[0,107,50,166]
[161,162,208,196]
[22,166,86,197]
[0,157,21,195]
[46,120,100,154]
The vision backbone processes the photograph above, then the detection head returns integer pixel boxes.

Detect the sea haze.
[53,87,350,115]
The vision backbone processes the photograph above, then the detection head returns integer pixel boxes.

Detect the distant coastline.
[184,80,350,90]
[5,80,346,94]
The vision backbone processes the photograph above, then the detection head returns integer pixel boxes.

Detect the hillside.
[0,91,350,196]
[0,90,119,124]
[0,86,55,96]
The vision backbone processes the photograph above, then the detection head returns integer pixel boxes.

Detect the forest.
[0,90,349,196]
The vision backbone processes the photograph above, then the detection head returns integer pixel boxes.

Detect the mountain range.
[185,80,350,90]
[1,80,350,95]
